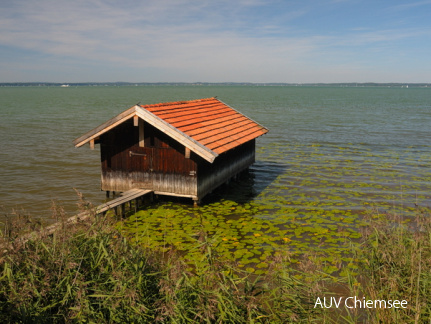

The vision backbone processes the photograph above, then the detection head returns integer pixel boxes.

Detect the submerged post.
[193,199,200,208]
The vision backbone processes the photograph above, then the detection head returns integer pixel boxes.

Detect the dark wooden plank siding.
[152,145,197,196]
[100,121,197,195]
[197,140,255,199]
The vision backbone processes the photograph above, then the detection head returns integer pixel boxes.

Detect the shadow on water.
[201,160,288,205]
[151,160,287,207]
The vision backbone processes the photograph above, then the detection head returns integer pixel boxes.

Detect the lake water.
[1,85,430,227]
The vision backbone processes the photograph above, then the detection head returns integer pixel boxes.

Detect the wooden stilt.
[193,199,200,208]
[106,191,110,198]
[94,189,152,217]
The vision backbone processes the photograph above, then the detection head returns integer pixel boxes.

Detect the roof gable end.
[134,106,218,162]
[73,104,218,163]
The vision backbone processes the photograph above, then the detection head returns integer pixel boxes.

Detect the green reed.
[1,201,430,323]
[354,207,431,323]
[0,214,161,323]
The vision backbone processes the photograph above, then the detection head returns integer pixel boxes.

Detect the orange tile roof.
[140,98,268,155]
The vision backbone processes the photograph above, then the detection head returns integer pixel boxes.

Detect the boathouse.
[73,98,268,204]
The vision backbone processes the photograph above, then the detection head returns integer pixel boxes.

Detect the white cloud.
[0,1,317,69]
[0,0,430,82]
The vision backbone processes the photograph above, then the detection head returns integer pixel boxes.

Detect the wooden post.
[121,204,126,218]
[193,198,200,208]
[139,119,145,147]
[133,115,139,127]
[89,139,95,150]
[106,191,110,198]
[185,147,190,159]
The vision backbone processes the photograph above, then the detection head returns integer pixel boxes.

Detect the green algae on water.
[116,142,431,275]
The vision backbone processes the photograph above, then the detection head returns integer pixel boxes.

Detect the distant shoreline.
[0,82,430,88]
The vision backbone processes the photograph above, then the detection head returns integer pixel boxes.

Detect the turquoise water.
[0,85,430,224]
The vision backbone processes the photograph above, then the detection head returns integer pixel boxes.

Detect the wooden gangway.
[1,189,153,250]
[96,188,153,215]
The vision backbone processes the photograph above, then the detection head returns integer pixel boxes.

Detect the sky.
[1,0,431,83]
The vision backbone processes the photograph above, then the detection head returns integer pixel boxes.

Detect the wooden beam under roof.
[139,118,145,147]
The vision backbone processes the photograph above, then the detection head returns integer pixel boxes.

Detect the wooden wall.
[197,140,256,200]
[100,120,197,196]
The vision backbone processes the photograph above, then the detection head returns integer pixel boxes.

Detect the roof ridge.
[140,97,216,109]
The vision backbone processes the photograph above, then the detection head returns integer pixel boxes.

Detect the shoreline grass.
[0,202,430,323]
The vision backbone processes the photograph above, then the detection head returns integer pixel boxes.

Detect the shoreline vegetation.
[1,82,430,88]
[0,195,430,323]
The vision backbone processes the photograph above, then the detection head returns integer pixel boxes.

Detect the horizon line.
[1,81,430,86]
